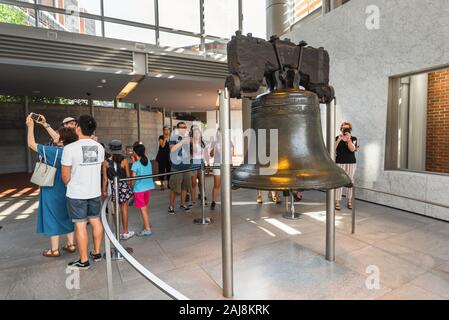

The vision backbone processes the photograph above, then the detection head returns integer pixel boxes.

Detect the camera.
[342,128,351,135]
[30,112,42,122]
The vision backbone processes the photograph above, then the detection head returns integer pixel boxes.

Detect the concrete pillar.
[88,99,94,117]
[162,107,166,127]
[266,0,291,38]
[24,96,32,173]
[136,103,141,142]
[170,111,173,130]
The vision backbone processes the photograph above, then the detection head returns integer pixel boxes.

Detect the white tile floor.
[0,177,448,300]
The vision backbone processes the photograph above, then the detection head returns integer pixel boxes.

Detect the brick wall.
[426,69,449,173]
[0,103,162,174]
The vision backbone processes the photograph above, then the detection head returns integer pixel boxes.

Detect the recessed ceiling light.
[97,85,103,88]
[155,74,162,78]
[32,90,40,94]
[196,93,203,97]
[101,79,107,83]
[154,98,159,101]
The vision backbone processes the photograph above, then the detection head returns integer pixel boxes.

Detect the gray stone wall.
[0,103,163,174]
[286,0,449,220]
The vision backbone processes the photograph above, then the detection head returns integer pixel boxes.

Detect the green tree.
[0,4,27,25]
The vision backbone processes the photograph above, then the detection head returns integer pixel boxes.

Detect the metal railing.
[101,164,212,300]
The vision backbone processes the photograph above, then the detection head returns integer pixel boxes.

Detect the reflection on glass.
[159,32,201,55]
[0,4,35,26]
[242,0,266,39]
[37,0,101,15]
[105,22,155,44]
[159,0,200,33]
[104,0,155,25]
[204,0,238,39]
[205,39,227,61]
[38,10,101,35]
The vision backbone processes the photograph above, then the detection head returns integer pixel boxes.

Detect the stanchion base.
[193,218,213,225]
[105,247,133,261]
[282,212,302,220]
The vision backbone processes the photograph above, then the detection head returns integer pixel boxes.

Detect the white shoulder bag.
[30,146,59,187]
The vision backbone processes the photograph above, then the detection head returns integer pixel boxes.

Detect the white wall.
[286,0,449,220]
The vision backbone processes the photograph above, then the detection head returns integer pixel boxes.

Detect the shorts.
[67,197,102,223]
[213,169,220,176]
[134,190,151,208]
[169,169,192,193]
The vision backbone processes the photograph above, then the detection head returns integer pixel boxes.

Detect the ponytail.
[141,154,148,166]
[133,143,148,166]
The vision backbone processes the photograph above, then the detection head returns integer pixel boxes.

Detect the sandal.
[347,202,353,210]
[63,244,76,254]
[43,249,60,258]
[335,201,341,211]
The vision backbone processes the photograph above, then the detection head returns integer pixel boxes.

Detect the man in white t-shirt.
[61,115,105,270]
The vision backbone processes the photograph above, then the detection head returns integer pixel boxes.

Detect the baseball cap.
[62,117,76,125]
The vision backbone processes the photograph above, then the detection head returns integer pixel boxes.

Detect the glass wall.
[37,0,102,15]
[159,32,200,55]
[0,3,35,27]
[105,22,155,44]
[204,0,238,39]
[38,10,102,36]
[159,0,200,34]
[104,0,155,25]
[0,0,272,59]
[242,0,266,39]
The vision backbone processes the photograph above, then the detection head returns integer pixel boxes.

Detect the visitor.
[36,115,76,145]
[168,122,192,214]
[26,115,78,258]
[335,121,358,210]
[130,143,154,236]
[156,125,171,190]
[210,128,234,210]
[102,140,134,240]
[190,125,207,206]
[61,115,105,270]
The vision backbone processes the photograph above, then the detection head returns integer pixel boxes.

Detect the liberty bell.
[225,32,352,191]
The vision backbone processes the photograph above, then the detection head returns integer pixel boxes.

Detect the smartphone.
[30,113,41,122]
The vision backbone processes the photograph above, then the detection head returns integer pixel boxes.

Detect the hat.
[108,140,123,155]
[62,117,76,125]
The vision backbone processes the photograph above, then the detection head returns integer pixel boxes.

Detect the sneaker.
[256,194,263,204]
[210,201,216,210]
[120,231,135,240]
[89,251,102,262]
[180,204,190,212]
[68,259,90,270]
[188,202,194,208]
[137,229,153,237]
[168,206,175,215]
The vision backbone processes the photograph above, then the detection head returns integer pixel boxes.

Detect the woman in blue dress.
[26,115,79,257]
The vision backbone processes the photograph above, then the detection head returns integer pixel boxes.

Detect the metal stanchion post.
[110,163,133,260]
[326,99,336,261]
[194,166,213,225]
[111,164,123,261]
[219,88,234,298]
[104,232,114,299]
[283,190,301,220]
[351,186,356,234]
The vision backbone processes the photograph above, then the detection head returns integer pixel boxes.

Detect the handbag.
[30,146,59,187]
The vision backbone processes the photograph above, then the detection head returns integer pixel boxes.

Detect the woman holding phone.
[335,121,358,210]
[26,115,79,257]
